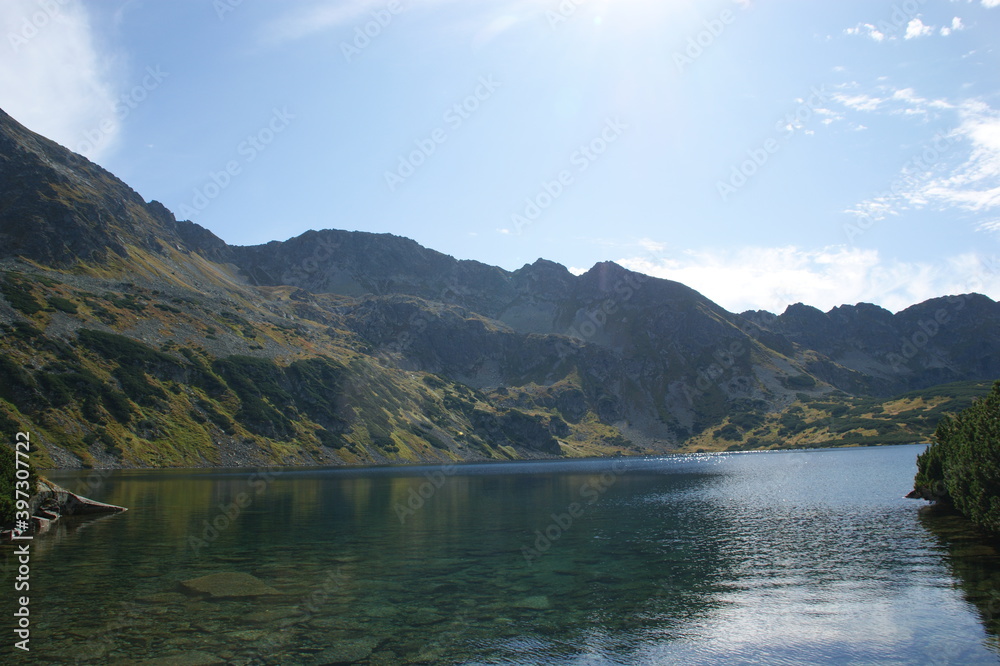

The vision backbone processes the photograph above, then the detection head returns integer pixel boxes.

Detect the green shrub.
[914,381,1000,530]
[0,357,43,412]
[213,356,294,438]
[786,374,817,389]
[730,411,765,430]
[48,296,78,314]
[317,428,346,449]
[714,424,744,441]
[1,276,41,315]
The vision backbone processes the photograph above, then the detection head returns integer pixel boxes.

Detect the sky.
[1,0,999,314]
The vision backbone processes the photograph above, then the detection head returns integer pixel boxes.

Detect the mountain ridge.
[1,105,997,468]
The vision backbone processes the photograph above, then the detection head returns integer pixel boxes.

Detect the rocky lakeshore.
[1,478,126,541]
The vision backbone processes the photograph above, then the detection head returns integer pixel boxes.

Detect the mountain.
[0,106,997,468]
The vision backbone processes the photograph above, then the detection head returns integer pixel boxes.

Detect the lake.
[8,444,1000,664]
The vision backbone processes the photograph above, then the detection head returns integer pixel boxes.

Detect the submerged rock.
[136,592,188,605]
[309,636,379,664]
[134,651,225,666]
[514,595,551,610]
[242,607,302,624]
[178,572,279,599]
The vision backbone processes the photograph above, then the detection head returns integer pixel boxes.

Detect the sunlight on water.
[4,445,996,664]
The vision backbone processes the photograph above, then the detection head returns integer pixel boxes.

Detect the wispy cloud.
[262,0,401,45]
[923,100,1000,211]
[0,0,119,160]
[838,88,1000,220]
[261,0,542,46]
[832,91,887,112]
[614,244,998,313]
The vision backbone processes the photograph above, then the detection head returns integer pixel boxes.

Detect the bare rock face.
[179,572,280,599]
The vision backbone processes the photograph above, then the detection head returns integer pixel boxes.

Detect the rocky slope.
[0,106,996,468]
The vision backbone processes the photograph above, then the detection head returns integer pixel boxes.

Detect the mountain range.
[1,106,997,469]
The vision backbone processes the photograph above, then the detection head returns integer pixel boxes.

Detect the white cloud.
[940,17,964,35]
[0,0,119,160]
[615,245,999,314]
[904,18,933,39]
[845,23,885,42]
[984,0,1000,9]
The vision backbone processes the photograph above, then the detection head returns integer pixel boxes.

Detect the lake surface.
[8,444,1000,664]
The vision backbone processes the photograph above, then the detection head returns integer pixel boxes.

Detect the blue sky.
[2,0,999,313]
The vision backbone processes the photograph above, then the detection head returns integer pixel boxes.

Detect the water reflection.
[0,448,995,664]
[919,503,1000,657]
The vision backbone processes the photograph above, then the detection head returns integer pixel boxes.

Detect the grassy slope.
[0,266,626,468]
[677,380,994,453]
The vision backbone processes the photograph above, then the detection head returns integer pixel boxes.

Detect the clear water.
[6,444,1000,664]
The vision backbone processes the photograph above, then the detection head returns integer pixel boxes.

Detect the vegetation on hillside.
[0,267,993,468]
[679,381,994,453]
[913,381,1000,530]
[0,274,580,468]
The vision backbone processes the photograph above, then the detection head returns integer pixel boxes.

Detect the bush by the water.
[913,381,1000,530]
